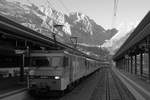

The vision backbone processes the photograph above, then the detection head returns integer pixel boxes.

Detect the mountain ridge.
[0,0,117,46]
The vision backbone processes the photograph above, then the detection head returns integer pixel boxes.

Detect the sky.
[62,0,150,31]
[10,0,150,33]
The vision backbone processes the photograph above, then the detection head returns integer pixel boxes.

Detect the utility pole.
[70,37,78,48]
[52,24,64,42]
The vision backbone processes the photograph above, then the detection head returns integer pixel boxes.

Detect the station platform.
[2,67,150,100]
[90,67,135,100]
[0,77,27,99]
[112,67,150,100]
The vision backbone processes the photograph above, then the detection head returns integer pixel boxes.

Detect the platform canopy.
[0,14,101,62]
[113,11,150,61]
[0,14,66,50]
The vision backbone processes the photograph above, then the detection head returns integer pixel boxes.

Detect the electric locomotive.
[28,50,100,95]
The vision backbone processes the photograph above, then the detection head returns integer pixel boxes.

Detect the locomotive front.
[28,51,69,94]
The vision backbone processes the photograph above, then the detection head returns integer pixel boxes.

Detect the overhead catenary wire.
[26,0,56,10]
[114,0,116,16]
[44,0,70,14]
[114,0,119,16]
[48,0,70,14]
[112,0,119,28]
[46,0,57,10]
[46,0,64,14]
[57,0,70,13]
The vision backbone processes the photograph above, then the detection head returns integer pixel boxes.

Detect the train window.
[52,57,61,67]
[63,57,69,67]
[31,57,50,67]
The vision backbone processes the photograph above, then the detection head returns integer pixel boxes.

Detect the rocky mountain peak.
[0,0,117,46]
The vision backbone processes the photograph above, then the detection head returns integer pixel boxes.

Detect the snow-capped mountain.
[66,12,118,45]
[0,0,117,46]
[102,29,133,55]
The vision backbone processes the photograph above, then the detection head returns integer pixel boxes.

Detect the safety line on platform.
[112,68,145,100]
[0,88,27,99]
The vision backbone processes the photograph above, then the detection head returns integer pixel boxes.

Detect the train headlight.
[54,76,60,79]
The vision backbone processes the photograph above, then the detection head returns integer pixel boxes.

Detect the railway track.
[90,68,107,100]
[105,69,110,100]
[90,68,136,100]
[106,68,136,100]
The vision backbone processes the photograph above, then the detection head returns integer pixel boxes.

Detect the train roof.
[30,50,66,54]
[30,50,87,58]
[29,50,102,62]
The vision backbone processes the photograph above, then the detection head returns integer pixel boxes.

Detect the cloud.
[112,21,137,40]
[101,21,138,50]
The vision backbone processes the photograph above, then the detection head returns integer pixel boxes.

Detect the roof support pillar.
[148,36,150,80]
[148,49,150,80]
[118,59,121,69]
[20,54,25,82]
[125,58,128,72]
[135,54,137,75]
[131,56,133,74]
[140,52,143,77]
[127,57,130,72]
[124,58,126,71]
[121,59,123,70]
[122,58,125,70]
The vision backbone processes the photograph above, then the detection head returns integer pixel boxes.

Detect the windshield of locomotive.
[30,56,61,68]
[51,57,61,68]
[31,57,50,67]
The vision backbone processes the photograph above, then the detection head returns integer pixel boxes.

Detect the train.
[28,50,101,95]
